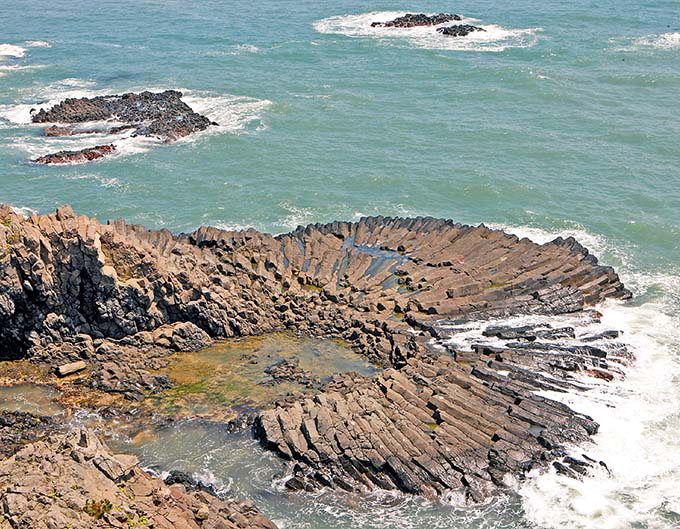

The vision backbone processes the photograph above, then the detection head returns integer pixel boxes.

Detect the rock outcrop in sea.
[31,144,116,165]
[371,13,462,28]
[29,90,214,164]
[0,205,631,505]
[437,25,486,37]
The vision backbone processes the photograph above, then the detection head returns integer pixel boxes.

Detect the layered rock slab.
[31,144,116,165]
[32,90,213,141]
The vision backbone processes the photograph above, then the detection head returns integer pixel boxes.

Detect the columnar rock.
[0,205,629,362]
[0,204,631,501]
[0,428,277,529]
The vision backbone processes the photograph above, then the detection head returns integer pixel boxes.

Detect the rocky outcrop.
[29,90,214,164]
[437,24,486,37]
[0,204,631,501]
[0,205,629,361]
[32,90,214,142]
[371,13,462,28]
[31,144,116,165]
[0,428,277,529]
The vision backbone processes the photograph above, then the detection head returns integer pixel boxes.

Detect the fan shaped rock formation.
[0,205,630,501]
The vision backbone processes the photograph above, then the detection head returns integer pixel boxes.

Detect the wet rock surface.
[0,204,631,502]
[31,144,116,165]
[371,13,462,28]
[0,428,277,529]
[437,24,486,37]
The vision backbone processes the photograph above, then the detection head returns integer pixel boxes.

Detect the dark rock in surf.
[31,90,213,164]
[32,90,212,142]
[371,13,462,28]
[437,24,486,37]
[31,144,116,164]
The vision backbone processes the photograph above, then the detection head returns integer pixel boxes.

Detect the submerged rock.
[371,13,462,28]
[0,428,278,529]
[0,204,632,501]
[437,24,486,37]
[31,144,116,164]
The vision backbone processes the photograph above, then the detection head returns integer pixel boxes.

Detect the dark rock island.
[30,90,215,164]
[437,24,486,37]
[0,205,632,518]
[371,13,462,28]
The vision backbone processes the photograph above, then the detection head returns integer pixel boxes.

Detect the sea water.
[1,1,679,528]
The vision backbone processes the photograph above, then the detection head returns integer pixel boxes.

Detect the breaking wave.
[490,223,680,529]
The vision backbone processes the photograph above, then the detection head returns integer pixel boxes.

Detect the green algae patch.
[149,332,377,421]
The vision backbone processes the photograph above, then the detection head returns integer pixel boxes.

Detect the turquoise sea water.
[1,1,680,528]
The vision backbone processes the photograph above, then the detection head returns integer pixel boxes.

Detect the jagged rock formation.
[0,204,631,501]
[31,144,116,165]
[0,428,277,529]
[371,13,462,28]
[437,24,486,37]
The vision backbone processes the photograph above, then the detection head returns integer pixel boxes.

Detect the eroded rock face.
[371,13,462,28]
[32,90,213,142]
[0,204,631,501]
[31,144,116,165]
[437,24,486,37]
[0,428,277,529]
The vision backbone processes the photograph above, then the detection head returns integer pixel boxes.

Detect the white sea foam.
[0,44,27,58]
[634,32,680,50]
[182,90,271,135]
[485,223,680,529]
[9,205,37,217]
[25,40,51,48]
[313,12,541,52]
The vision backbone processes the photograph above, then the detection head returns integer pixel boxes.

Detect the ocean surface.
[1,1,679,528]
